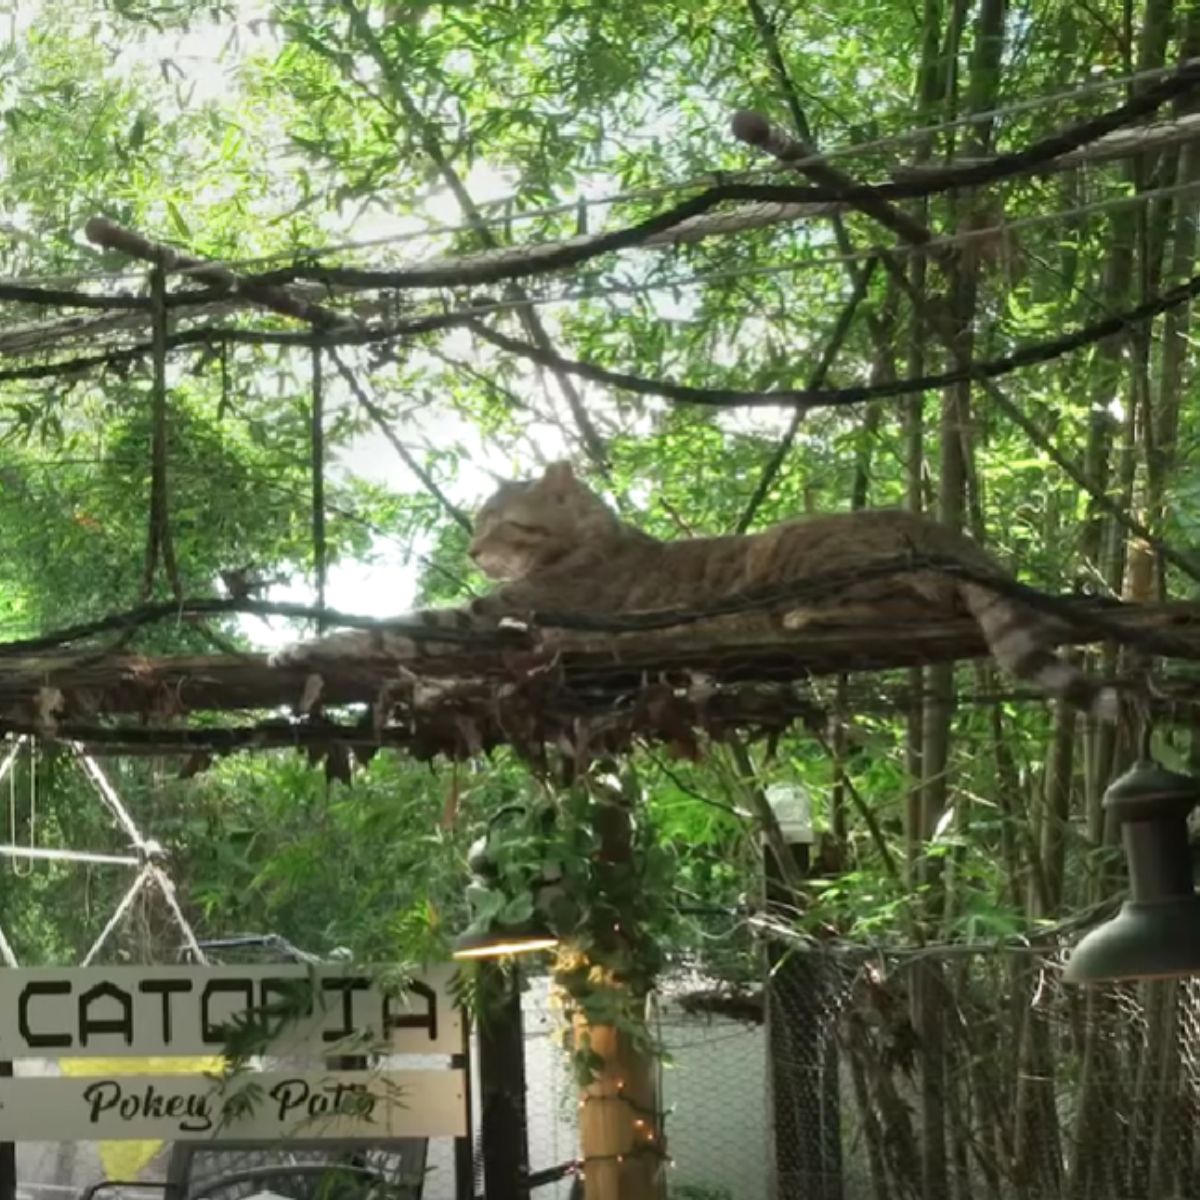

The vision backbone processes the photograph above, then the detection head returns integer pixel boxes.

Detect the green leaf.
[500,892,535,925]
[166,197,191,240]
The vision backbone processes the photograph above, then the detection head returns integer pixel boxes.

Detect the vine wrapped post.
[565,784,667,1200]
[573,1013,663,1200]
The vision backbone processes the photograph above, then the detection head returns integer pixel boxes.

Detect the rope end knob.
[731,110,771,146]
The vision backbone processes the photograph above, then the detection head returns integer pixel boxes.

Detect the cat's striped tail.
[960,582,1120,722]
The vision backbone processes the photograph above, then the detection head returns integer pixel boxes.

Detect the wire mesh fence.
[518,945,1200,1200]
[678,943,1200,1200]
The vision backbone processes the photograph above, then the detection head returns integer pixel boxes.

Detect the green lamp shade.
[451,920,559,961]
[1064,759,1200,985]
[1064,895,1200,983]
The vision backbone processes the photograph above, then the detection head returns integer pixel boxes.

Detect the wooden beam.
[0,600,1196,760]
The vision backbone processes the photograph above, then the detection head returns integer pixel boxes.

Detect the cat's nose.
[467,543,481,560]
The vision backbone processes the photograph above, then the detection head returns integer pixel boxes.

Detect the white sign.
[0,1068,467,1141]
[0,965,461,1059]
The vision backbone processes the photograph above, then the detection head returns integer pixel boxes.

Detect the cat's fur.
[272,461,1118,721]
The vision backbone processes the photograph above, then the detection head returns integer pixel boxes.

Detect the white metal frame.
[0,734,207,966]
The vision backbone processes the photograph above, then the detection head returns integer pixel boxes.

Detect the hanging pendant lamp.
[1064,758,1200,984]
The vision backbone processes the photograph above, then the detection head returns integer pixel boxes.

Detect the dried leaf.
[148,686,184,722]
[178,751,213,779]
[440,765,460,831]
[35,686,65,732]
[299,673,324,716]
[325,743,352,785]
[373,682,400,734]
[454,715,483,757]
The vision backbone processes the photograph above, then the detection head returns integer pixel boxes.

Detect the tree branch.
[0,311,473,383]
[338,0,610,471]
[736,257,879,531]
[0,597,520,658]
[328,349,473,532]
[464,267,1200,410]
[311,343,328,630]
[744,0,813,141]
[141,263,182,601]
[84,216,357,331]
[732,110,937,248]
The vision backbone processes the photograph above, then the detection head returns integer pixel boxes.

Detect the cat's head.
[469,461,616,580]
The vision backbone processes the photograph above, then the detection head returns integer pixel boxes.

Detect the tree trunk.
[1147,3,1200,599]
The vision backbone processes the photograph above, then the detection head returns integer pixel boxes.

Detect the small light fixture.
[1064,757,1200,984]
[450,925,560,961]
[764,783,815,846]
[451,804,562,962]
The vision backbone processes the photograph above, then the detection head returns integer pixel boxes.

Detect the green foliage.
[451,767,685,1080]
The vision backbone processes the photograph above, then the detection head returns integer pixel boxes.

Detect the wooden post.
[452,1012,474,1200]
[478,963,530,1199]
[575,1017,663,1200]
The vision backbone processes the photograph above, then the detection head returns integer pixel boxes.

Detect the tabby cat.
[272,461,1118,721]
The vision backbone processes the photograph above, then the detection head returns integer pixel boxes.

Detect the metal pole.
[478,962,529,1199]
[763,802,842,1200]
[0,1059,14,1200]
[453,1005,475,1200]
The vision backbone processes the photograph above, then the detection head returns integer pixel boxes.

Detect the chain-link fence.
[785,946,1200,1200]
[519,946,1200,1200]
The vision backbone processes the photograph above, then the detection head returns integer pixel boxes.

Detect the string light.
[575,1085,669,1171]
[573,1146,673,1166]
[577,1089,662,1118]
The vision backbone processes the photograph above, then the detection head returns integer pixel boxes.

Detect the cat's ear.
[541,461,576,491]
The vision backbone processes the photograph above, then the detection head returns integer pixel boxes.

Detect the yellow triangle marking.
[59,1056,224,1178]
